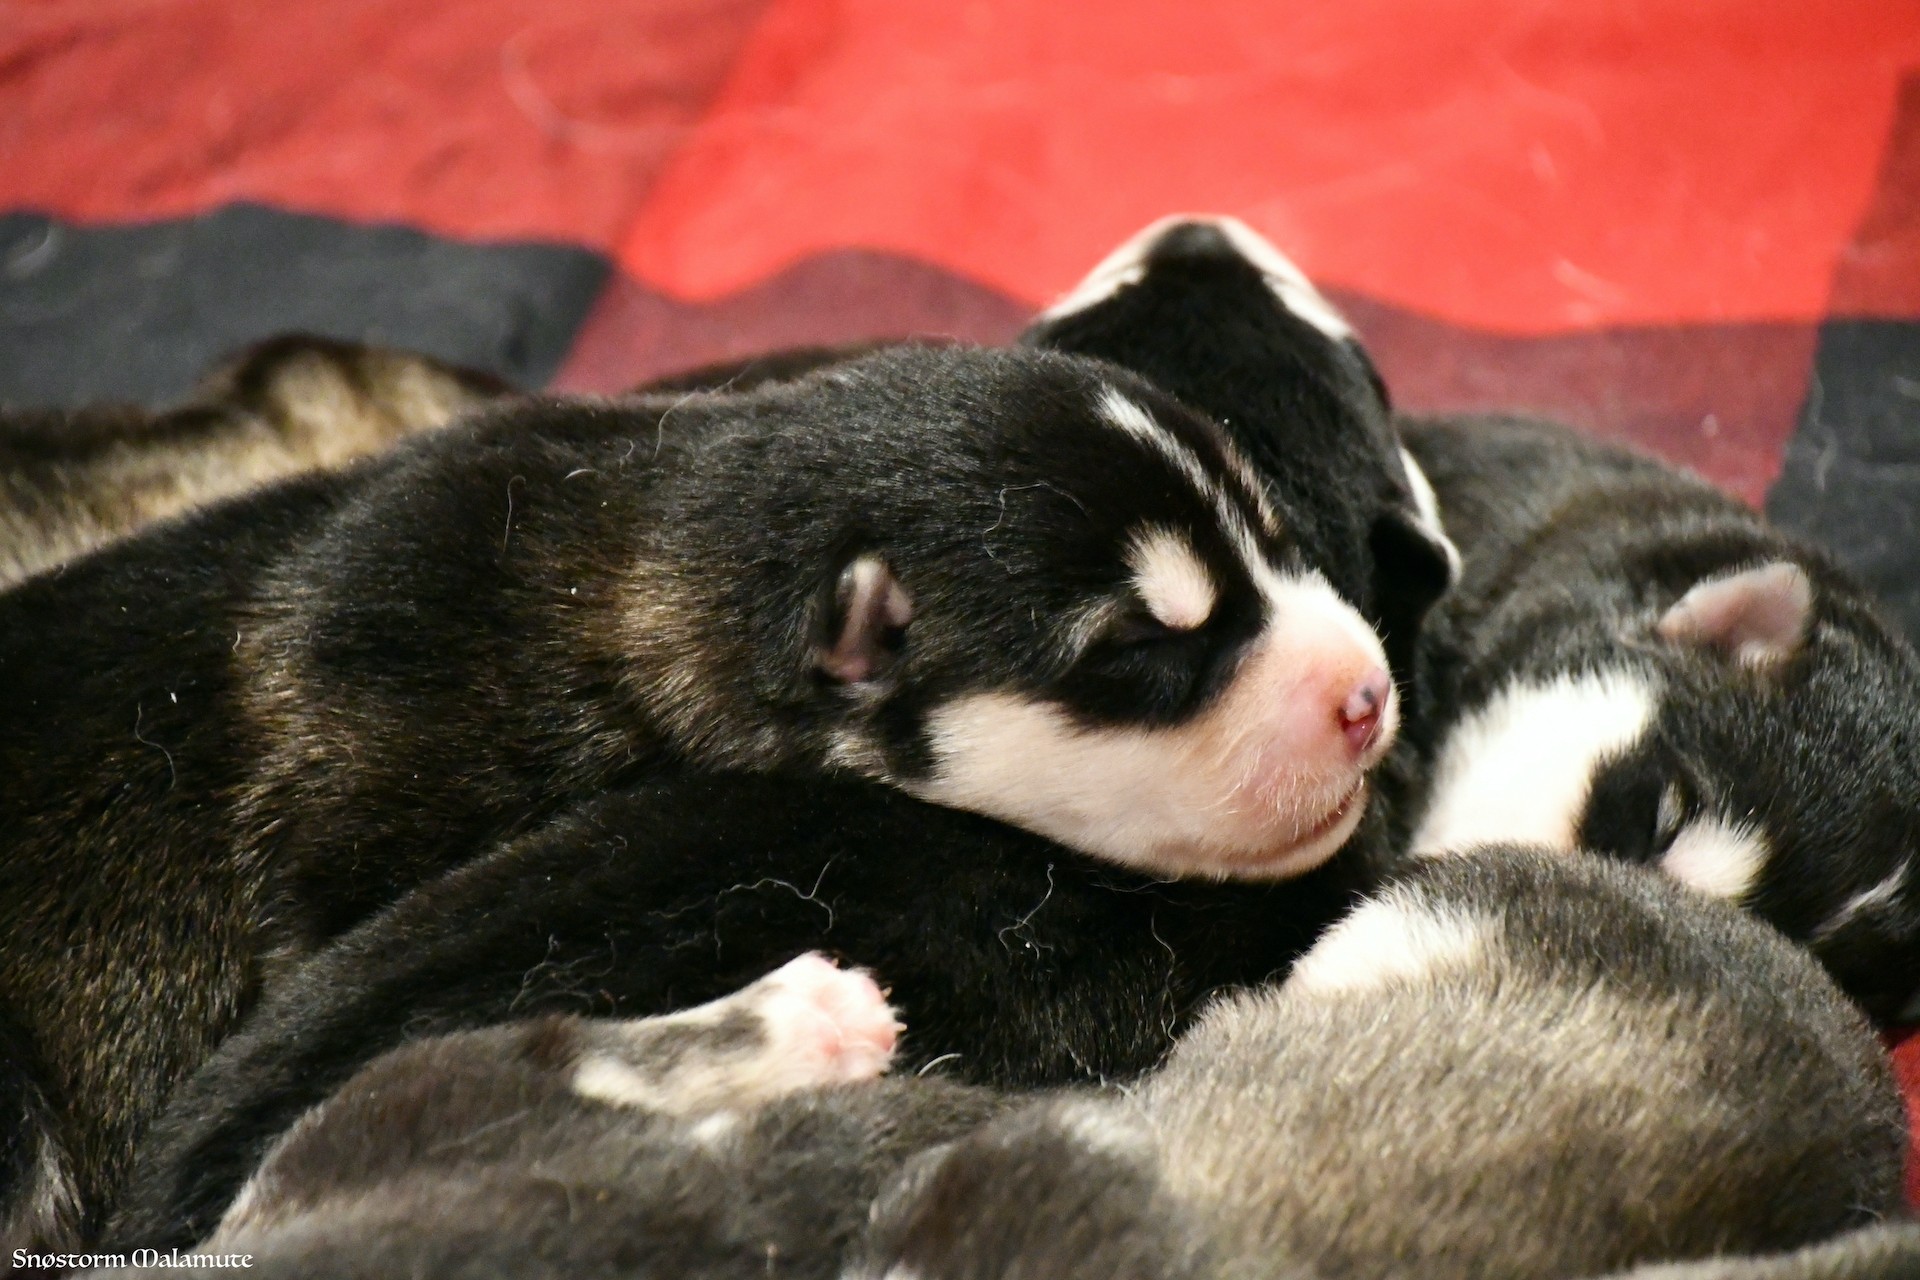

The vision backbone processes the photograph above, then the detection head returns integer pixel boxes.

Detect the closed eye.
[1103,606,1185,647]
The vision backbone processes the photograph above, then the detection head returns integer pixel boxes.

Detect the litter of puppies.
[2,218,1916,1279]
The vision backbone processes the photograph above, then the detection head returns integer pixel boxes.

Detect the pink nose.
[1338,668,1392,756]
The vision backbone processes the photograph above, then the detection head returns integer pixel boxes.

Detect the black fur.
[103,777,1356,1252]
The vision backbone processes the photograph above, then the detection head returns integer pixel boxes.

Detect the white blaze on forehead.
[1095,386,1278,565]
[1128,527,1217,630]
[1660,816,1771,901]
[1286,891,1488,995]
[1413,669,1659,855]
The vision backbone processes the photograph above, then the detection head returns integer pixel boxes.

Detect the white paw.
[746,952,902,1088]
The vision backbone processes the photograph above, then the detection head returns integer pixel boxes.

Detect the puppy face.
[741,348,1396,881]
[1412,560,1920,1019]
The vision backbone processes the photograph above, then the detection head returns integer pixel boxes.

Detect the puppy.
[1400,416,1920,1020]
[3,290,1417,1246]
[100,218,1450,1252]
[855,848,1905,1280]
[86,954,1008,1279]
[99,852,1904,1279]
[0,335,507,586]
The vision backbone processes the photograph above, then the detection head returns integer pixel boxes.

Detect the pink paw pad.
[751,952,902,1086]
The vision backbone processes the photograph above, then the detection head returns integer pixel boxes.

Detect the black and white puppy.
[4,223,1434,1249]
[1401,416,1920,1020]
[0,335,509,587]
[98,217,1450,1253]
[105,852,1903,1279]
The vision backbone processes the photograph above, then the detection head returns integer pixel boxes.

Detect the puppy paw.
[572,953,901,1116]
[745,952,901,1088]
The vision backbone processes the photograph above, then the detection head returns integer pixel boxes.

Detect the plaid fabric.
[4,0,1918,1198]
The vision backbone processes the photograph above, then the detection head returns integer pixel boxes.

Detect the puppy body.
[0,335,508,586]
[1401,416,1920,1019]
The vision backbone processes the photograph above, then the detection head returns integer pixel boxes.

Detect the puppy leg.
[569,952,902,1116]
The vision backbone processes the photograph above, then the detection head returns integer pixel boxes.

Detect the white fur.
[1053,1098,1156,1158]
[1129,526,1217,631]
[1659,816,1771,901]
[913,570,1392,879]
[1287,893,1488,995]
[1414,669,1659,855]
[1397,446,1461,582]
[1035,227,1154,322]
[688,1110,741,1147]
[572,1052,679,1111]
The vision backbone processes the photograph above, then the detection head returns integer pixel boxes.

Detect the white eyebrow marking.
[1094,386,1277,589]
[1128,527,1217,631]
[1661,816,1771,902]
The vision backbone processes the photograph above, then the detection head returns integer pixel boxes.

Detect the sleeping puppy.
[0,334,508,586]
[4,253,1433,1247]
[96,852,1903,1279]
[1400,416,1920,1020]
[99,217,1453,1253]
[854,848,1904,1280]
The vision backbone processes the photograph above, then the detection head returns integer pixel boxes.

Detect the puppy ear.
[818,554,914,684]
[1368,509,1455,686]
[1655,562,1812,668]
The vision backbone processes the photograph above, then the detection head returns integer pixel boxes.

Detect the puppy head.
[1021,215,1457,678]
[749,346,1398,881]
[1413,556,1920,1019]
